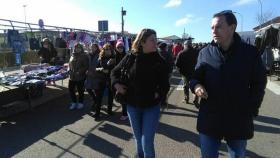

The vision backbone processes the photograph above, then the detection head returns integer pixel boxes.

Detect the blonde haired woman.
[111,29,170,158]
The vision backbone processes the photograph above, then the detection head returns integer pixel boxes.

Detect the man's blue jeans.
[200,133,247,158]
[127,105,160,158]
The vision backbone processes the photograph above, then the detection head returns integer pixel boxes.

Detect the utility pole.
[183,28,186,40]
[121,7,126,36]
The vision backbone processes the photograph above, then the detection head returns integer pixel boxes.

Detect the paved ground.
[0,71,280,158]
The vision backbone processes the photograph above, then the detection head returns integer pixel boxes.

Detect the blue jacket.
[190,33,267,139]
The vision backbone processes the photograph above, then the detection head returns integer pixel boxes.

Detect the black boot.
[107,105,113,116]
[94,105,101,121]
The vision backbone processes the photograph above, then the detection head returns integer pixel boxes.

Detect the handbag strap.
[123,53,136,70]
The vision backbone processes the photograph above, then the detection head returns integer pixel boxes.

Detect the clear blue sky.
[1,0,279,42]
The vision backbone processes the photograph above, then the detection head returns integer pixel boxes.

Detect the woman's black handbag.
[114,53,135,104]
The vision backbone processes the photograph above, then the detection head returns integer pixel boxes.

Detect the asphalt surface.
[0,72,280,158]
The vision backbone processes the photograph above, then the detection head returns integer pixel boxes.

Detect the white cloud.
[164,0,182,8]
[231,0,256,7]
[175,14,203,27]
[0,0,121,32]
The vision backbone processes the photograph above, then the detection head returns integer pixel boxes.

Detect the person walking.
[175,39,199,107]
[189,10,267,158]
[158,42,174,106]
[111,28,170,158]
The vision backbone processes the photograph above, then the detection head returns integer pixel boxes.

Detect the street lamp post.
[233,11,243,32]
[23,5,27,24]
[121,7,126,36]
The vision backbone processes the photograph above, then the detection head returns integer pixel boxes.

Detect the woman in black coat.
[93,43,116,119]
[111,28,170,158]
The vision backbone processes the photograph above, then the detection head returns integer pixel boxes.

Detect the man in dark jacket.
[189,10,267,158]
[158,42,174,106]
[175,39,199,107]
[158,42,174,75]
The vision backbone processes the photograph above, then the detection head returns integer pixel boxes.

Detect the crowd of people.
[36,10,267,158]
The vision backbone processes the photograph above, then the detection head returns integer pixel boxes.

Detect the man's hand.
[194,84,208,99]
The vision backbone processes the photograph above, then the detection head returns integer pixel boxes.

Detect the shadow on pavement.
[161,110,197,118]
[254,124,280,134]
[0,93,85,158]
[158,108,268,157]
[83,133,128,158]
[98,123,133,141]
[246,150,267,158]
[165,104,199,114]
[87,105,130,127]
[157,122,200,146]
[219,142,266,158]
[255,115,280,126]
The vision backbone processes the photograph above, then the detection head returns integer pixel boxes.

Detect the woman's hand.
[96,67,103,71]
[194,84,208,99]
[114,83,127,94]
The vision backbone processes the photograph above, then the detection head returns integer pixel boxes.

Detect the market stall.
[0,64,69,116]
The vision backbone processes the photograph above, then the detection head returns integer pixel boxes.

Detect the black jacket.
[175,46,198,78]
[115,50,126,65]
[111,52,170,108]
[38,46,57,65]
[189,33,267,140]
[158,50,174,74]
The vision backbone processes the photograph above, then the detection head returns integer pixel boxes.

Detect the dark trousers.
[183,76,199,104]
[94,84,114,116]
[183,76,190,97]
[68,80,85,103]
[121,104,127,116]
[86,89,96,102]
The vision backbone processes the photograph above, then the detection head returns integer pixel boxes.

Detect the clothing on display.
[7,30,19,47]
[55,38,67,48]
[29,38,40,50]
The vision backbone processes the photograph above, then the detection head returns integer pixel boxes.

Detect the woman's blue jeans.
[127,105,160,158]
[200,133,247,158]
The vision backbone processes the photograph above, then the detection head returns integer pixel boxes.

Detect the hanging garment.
[261,47,274,71]
[55,37,67,48]
[7,30,19,47]
[29,38,40,50]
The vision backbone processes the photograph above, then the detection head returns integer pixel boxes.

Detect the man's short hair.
[213,10,237,26]
[184,40,192,45]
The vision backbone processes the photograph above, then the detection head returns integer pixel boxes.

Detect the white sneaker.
[77,103,84,109]
[69,103,77,110]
